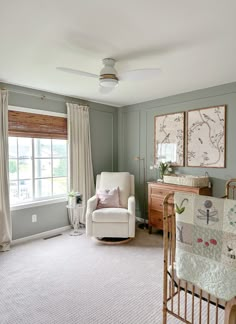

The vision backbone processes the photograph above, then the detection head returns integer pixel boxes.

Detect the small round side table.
[66,204,85,236]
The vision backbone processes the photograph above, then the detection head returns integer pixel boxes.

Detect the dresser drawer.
[150,197,164,211]
[150,185,170,198]
[150,197,174,212]
[149,210,173,231]
[149,210,163,229]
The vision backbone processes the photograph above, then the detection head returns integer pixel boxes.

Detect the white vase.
[68,196,76,207]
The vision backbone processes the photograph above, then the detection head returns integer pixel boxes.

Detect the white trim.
[136,216,148,224]
[8,105,67,118]
[12,225,71,245]
[11,197,67,211]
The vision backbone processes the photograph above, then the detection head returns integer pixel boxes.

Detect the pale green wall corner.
[118,82,236,219]
[0,83,118,240]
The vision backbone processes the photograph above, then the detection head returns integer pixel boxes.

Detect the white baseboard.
[136,217,148,224]
[12,225,71,245]
[12,220,146,245]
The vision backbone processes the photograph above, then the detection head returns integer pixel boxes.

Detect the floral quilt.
[175,192,236,301]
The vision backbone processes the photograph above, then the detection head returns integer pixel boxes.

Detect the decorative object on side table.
[68,191,83,206]
[68,191,77,207]
[134,156,148,229]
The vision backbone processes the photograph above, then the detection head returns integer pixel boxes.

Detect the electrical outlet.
[32,214,37,223]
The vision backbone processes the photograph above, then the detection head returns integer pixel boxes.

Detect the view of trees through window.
[9,137,68,205]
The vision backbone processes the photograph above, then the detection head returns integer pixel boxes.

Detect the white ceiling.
[1,0,236,107]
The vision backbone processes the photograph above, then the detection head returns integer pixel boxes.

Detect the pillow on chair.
[96,187,121,209]
[99,172,130,208]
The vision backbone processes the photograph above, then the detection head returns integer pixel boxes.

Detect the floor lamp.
[134,156,148,229]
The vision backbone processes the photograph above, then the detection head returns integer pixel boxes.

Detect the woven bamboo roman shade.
[8,110,67,139]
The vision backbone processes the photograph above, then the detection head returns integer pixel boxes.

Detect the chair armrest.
[86,195,98,214]
[86,195,98,236]
[128,195,135,216]
[128,195,136,237]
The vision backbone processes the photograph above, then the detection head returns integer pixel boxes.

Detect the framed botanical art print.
[154,112,185,166]
[187,105,226,167]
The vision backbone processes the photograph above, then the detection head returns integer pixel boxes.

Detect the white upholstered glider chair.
[86,172,135,238]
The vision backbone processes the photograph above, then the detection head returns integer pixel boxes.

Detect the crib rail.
[162,192,233,324]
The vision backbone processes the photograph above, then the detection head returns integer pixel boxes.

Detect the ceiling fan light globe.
[99,78,118,88]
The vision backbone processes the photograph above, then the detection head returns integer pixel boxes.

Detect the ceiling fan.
[57,58,161,94]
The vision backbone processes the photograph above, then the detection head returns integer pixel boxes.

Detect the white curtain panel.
[67,103,94,224]
[0,89,12,251]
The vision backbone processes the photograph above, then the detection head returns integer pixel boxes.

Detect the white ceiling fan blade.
[57,67,98,79]
[119,68,161,81]
[99,86,114,95]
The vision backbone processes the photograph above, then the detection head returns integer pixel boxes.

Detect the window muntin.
[9,137,67,206]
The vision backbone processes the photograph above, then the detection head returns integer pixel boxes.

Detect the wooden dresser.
[148,181,212,234]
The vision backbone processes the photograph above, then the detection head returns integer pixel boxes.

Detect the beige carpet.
[0,228,165,324]
[0,228,224,324]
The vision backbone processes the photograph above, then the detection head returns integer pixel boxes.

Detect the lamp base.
[138,222,149,230]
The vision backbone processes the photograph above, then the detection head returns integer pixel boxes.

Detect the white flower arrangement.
[150,161,173,181]
[159,161,172,174]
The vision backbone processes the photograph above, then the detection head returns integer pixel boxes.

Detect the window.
[8,108,68,206]
[9,137,68,205]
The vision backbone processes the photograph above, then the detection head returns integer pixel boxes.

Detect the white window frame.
[8,106,68,210]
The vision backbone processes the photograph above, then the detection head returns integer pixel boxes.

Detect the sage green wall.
[3,80,236,238]
[0,83,118,240]
[118,82,236,218]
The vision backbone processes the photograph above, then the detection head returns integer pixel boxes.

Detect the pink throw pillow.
[96,187,121,209]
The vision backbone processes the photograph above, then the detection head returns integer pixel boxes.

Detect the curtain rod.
[7,89,87,105]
